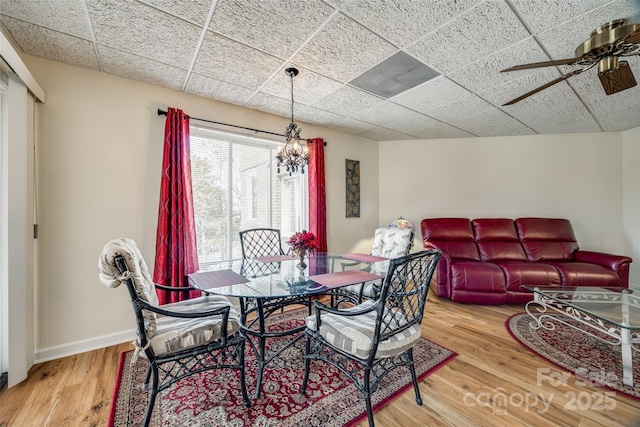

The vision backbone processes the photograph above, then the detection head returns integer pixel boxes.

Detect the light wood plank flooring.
[1,292,638,426]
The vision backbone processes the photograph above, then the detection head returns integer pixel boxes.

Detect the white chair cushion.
[99,238,159,336]
[151,294,241,356]
[306,301,421,359]
[343,280,380,299]
[371,227,413,274]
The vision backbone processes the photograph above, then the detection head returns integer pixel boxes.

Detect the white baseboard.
[34,301,243,363]
[629,283,640,291]
[34,328,136,364]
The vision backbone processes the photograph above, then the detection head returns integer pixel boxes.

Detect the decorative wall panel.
[345,159,360,218]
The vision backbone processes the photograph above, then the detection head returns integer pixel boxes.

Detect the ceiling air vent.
[349,51,439,99]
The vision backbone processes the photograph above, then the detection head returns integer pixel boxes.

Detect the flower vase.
[297,255,307,269]
[296,250,307,269]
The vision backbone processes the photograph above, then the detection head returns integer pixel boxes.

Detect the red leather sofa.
[421,217,632,304]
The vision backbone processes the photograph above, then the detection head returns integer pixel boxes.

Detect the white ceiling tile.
[193,32,283,89]
[0,0,92,39]
[142,0,213,26]
[311,85,384,117]
[328,117,377,135]
[245,92,302,118]
[402,117,475,139]
[351,101,420,127]
[341,0,479,47]
[292,13,398,82]
[453,108,535,137]
[296,106,344,127]
[324,0,352,7]
[522,113,601,134]
[448,37,552,93]
[358,126,413,141]
[390,77,472,113]
[87,0,201,69]
[426,95,496,126]
[510,0,614,34]
[260,67,344,106]
[99,45,187,91]
[209,0,335,58]
[0,17,100,70]
[407,0,530,73]
[184,73,256,106]
[591,105,640,132]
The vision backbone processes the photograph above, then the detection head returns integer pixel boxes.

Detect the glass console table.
[523,286,640,386]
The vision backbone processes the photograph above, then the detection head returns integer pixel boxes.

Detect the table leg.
[253,298,267,399]
[621,328,634,386]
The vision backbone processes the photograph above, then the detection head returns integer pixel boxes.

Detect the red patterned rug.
[506,312,640,400]
[110,308,457,426]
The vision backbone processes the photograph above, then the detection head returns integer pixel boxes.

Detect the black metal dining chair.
[98,238,249,427]
[300,249,441,427]
[239,228,286,277]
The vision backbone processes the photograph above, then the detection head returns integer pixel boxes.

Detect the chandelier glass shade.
[276,67,309,175]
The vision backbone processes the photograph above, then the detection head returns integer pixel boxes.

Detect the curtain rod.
[157,109,326,145]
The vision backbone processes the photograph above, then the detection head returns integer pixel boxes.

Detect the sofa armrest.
[574,250,632,270]
[574,250,632,287]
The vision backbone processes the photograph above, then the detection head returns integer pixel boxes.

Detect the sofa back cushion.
[421,218,480,261]
[472,218,526,261]
[515,218,578,261]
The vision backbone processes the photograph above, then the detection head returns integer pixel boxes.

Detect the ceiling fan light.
[598,56,619,74]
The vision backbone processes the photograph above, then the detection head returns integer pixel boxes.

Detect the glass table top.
[188,253,388,299]
[523,285,640,329]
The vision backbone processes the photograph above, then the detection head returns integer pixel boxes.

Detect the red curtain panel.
[308,138,327,253]
[153,108,200,304]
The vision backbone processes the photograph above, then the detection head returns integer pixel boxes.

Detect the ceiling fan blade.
[502,70,582,106]
[622,28,640,44]
[500,57,584,72]
[598,61,637,95]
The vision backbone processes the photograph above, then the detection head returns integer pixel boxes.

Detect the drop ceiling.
[1,0,639,140]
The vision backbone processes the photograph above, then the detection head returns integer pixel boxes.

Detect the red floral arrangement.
[288,230,317,259]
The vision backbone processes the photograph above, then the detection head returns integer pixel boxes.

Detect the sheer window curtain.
[153,108,200,304]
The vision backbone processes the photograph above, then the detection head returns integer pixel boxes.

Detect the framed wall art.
[345,159,360,218]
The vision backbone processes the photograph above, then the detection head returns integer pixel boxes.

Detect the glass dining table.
[187,252,388,399]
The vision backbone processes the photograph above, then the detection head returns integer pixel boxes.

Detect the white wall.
[379,133,627,264]
[19,51,640,361]
[23,55,379,361]
[623,126,640,288]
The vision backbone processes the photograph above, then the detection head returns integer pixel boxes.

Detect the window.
[190,126,308,266]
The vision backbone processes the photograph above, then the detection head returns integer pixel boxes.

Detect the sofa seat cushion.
[495,262,562,292]
[450,261,506,293]
[548,262,622,287]
[306,301,421,359]
[149,295,241,357]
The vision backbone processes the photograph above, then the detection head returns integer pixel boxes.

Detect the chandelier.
[276,67,309,175]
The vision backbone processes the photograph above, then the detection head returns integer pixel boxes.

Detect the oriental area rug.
[110,309,457,426]
[506,312,640,400]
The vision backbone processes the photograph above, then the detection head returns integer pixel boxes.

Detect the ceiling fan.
[500,19,640,106]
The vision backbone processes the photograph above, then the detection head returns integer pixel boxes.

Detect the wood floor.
[1,292,638,426]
